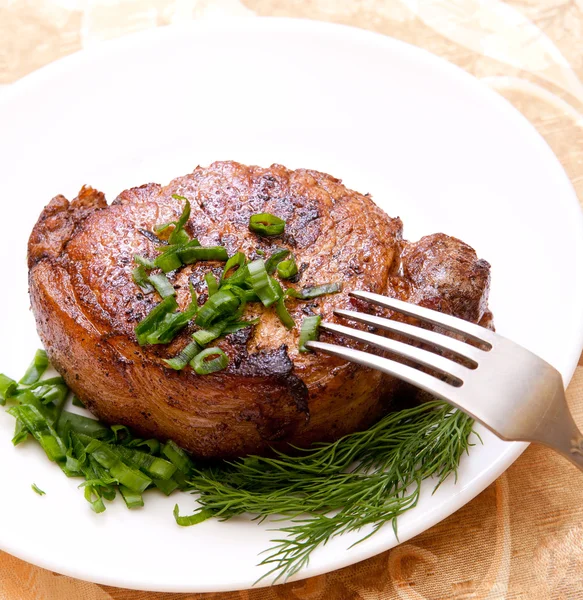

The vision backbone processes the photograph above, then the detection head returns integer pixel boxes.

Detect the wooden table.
[1,1,582,598]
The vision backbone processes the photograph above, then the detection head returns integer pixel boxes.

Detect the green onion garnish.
[299,315,322,353]
[173,505,213,527]
[134,255,156,269]
[114,445,176,480]
[85,439,152,493]
[57,411,111,440]
[287,282,342,300]
[154,248,183,273]
[0,374,17,404]
[247,259,281,307]
[249,213,286,237]
[275,298,295,329]
[205,272,219,296]
[19,349,48,385]
[264,248,290,274]
[220,252,246,284]
[119,485,144,509]
[222,318,259,334]
[179,245,228,265]
[135,296,178,345]
[192,321,227,346]
[72,396,85,408]
[277,257,298,279]
[31,483,45,496]
[132,266,155,292]
[147,273,176,298]
[195,289,241,328]
[163,341,202,370]
[190,347,229,375]
[162,440,193,474]
[8,404,67,462]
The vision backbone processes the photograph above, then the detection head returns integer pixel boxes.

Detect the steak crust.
[28,161,492,458]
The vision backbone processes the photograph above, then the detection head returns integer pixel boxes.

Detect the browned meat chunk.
[28,161,492,458]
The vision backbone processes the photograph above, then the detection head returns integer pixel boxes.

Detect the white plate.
[0,18,582,594]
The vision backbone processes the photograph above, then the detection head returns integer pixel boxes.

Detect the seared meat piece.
[28,161,492,458]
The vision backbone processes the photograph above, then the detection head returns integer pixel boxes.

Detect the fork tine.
[305,340,459,402]
[321,322,472,382]
[334,309,483,365]
[350,291,495,347]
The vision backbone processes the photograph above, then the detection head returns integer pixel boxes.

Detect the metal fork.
[306,291,583,472]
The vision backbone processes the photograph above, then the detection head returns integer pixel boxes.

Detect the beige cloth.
[1,1,583,598]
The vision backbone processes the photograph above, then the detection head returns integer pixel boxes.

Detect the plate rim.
[0,16,582,592]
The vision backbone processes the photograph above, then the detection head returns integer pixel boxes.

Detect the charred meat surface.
[28,161,492,458]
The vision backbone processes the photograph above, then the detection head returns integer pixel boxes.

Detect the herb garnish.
[2,352,475,583]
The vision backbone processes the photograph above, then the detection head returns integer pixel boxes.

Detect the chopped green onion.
[19,349,48,385]
[179,245,228,265]
[0,374,17,404]
[8,404,67,462]
[287,282,342,300]
[147,273,176,298]
[163,341,202,370]
[85,439,152,493]
[40,383,68,406]
[255,248,265,256]
[72,396,85,408]
[190,347,229,375]
[195,289,241,328]
[205,272,219,296]
[162,440,193,474]
[144,311,193,345]
[275,298,295,329]
[299,315,322,353]
[265,248,290,274]
[31,483,45,496]
[57,411,111,440]
[114,445,176,480]
[119,485,144,509]
[173,505,213,527]
[192,320,227,346]
[134,255,156,269]
[247,259,281,307]
[249,213,286,237]
[222,318,259,334]
[135,296,178,345]
[12,419,28,445]
[152,477,179,496]
[277,257,298,279]
[171,193,187,201]
[220,252,246,285]
[154,248,182,273]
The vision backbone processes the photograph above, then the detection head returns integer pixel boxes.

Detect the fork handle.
[529,396,583,473]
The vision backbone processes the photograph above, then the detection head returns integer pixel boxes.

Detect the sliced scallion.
[299,315,322,353]
[247,259,281,307]
[265,248,290,274]
[119,485,144,509]
[163,341,202,370]
[277,257,298,279]
[195,290,240,328]
[134,255,156,269]
[222,318,259,334]
[249,213,286,237]
[147,273,176,298]
[0,374,17,404]
[173,505,214,527]
[162,440,193,474]
[192,320,227,346]
[190,347,229,375]
[179,245,228,265]
[135,296,178,345]
[205,272,219,296]
[72,396,85,408]
[287,282,342,300]
[114,445,176,480]
[154,249,183,273]
[220,252,246,284]
[19,349,48,385]
[275,298,295,329]
[31,483,45,496]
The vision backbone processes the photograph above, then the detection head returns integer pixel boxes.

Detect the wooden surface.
[1,1,583,598]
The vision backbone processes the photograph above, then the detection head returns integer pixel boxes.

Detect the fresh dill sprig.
[185,401,476,582]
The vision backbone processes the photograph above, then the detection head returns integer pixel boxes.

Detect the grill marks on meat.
[28,161,492,458]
